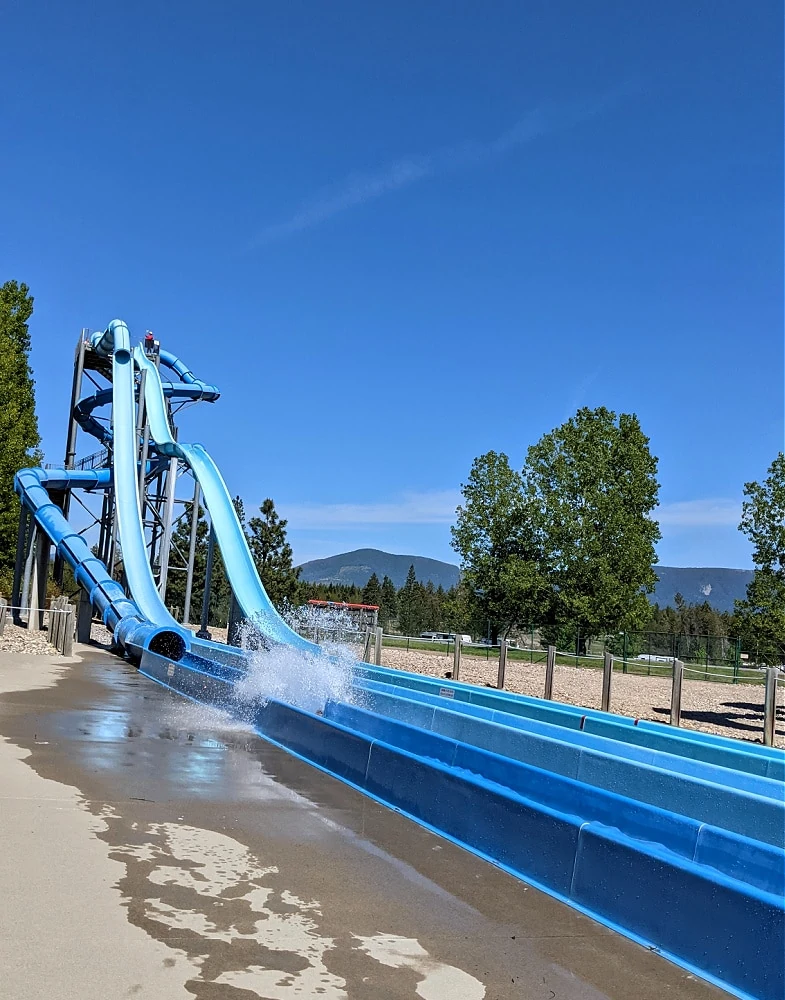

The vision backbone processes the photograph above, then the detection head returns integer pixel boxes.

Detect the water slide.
[14,319,312,659]
[133,346,314,651]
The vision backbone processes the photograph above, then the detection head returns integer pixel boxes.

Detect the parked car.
[419,632,471,643]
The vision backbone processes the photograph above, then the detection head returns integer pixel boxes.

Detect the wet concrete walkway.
[0,646,729,999]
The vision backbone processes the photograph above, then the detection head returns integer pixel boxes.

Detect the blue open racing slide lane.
[13,320,785,1000]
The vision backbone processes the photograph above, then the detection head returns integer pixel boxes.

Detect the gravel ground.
[0,621,59,656]
[377,647,785,749]
[90,622,230,646]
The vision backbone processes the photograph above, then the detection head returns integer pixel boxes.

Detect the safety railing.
[43,447,108,472]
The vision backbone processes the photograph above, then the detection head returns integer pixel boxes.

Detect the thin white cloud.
[252,88,630,247]
[283,492,740,531]
[656,498,741,528]
[281,489,462,529]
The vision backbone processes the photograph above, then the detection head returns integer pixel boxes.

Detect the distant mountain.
[650,566,753,613]
[297,548,460,590]
[297,548,753,611]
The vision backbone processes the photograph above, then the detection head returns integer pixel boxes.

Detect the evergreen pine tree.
[0,281,40,580]
[397,565,424,636]
[362,572,382,607]
[380,575,397,627]
[247,498,301,607]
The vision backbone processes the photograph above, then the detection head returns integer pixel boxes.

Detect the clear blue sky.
[1,1,781,569]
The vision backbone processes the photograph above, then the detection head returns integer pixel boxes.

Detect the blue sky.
[1,1,781,569]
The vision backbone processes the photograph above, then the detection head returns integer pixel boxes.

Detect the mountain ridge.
[297,548,753,611]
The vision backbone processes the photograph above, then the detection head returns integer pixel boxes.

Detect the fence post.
[57,596,67,652]
[76,591,93,644]
[49,598,58,650]
[62,605,75,656]
[49,596,60,651]
[497,639,508,690]
[362,628,372,663]
[374,626,383,666]
[763,667,779,747]
[453,635,462,681]
[58,596,67,650]
[0,597,7,636]
[601,651,613,712]
[670,659,684,727]
[544,645,555,700]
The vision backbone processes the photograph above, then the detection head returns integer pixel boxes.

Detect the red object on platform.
[307,599,380,611]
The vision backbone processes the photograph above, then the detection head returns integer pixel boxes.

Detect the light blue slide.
[133,346,316,652]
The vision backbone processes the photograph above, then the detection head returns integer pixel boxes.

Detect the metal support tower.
[13,326,205,638]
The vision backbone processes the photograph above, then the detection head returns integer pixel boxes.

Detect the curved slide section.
[134,346,317,652]
[15,466,185,660]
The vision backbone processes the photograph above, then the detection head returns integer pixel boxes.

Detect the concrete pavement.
[0,645,729,999]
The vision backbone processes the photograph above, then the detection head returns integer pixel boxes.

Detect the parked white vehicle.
[420,632,471,643]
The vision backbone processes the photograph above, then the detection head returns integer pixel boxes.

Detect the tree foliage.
[361,572,382,608]
[523,407,660,645]
[396,565,424,636]
[165,501,231,625]
[452,410,660,645]
[451,451,543,642]
[734,453,785,664]
[165,495,299,626]
[0,281,40,577]
[379,575,397,627]
[247,498,301,607]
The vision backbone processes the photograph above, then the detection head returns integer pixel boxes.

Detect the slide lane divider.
[355,664,785,780]
[353,679,785,804]
[140,648,784,1000]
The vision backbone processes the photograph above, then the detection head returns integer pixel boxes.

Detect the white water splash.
[232,605,365,716]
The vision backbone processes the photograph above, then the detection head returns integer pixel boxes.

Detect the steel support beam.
[183,479,201,625]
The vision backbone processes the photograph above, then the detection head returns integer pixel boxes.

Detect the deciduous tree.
[734,453,785,664]
[451,451,545,642]
[523,407,660,648]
